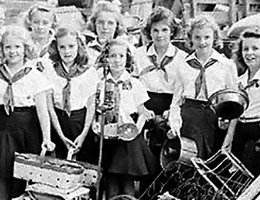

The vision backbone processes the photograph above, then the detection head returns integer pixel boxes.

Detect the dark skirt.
[0,106,42,178]
[232,121,260,176]
[144,92,173,173]
[107,133,157,177]
[180,99,218,159]
[52,108,87,161]
[53,107,103,165]
[144,92,173,115]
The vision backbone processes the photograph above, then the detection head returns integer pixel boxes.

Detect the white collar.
[106,70,131,82]
[147,43,177,58]
[185,49,223,64]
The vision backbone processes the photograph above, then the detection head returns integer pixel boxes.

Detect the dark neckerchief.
[245,79,259,90]
[186,58,218,99]
[53,61,89,116]
[139,47,178,82]
[0,65,32,115]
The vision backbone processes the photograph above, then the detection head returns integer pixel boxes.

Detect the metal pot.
[208,88,249,119]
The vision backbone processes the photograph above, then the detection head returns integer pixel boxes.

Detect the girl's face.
[57,34,78,67]
[150,20,171,49]
[30,10,53,39]
[242,37,260,71]
[191,27,214,54]
[95,11,117,42]
[108,44,127,77]
[3,36,25,66]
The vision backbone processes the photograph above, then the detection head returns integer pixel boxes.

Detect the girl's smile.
[3,36,25,67]
[108,44,127,79]
[150,20,171,49]
[242,37,260,71]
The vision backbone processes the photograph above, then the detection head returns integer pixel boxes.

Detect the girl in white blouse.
[222,27,260,176]
[134,7,188,191]
[86,1,125,65]
[44,27,100,163]
[169,14,237,159]
[95,39,156,199]
[0,25,54,200]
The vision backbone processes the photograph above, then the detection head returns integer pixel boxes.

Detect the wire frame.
[139,160,231,200]
[191,150,255,199]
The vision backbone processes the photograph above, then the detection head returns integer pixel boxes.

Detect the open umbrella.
[227,13,260,39]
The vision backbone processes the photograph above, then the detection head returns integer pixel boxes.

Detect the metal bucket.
[208,88,249,119]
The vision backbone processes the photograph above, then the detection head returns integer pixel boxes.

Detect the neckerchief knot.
[0,65,32,115]
[54,61,89,116]
[187,58,217,99]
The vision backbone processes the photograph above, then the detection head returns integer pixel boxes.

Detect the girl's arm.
[46,91,75,149]
[221,118,238,152]
[74,94,96,149]
[136,104,148,134]
[168,70,184,137]
[35,91,55,151]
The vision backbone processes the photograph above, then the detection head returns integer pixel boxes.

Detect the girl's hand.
[144,108,155,121]
[166,129,179,139]
[73,135,85,151]
[221,141,232,153]
[60,135,77,150]
[41,139,56,152]
[218,117,230,130]
[162,110,170,120]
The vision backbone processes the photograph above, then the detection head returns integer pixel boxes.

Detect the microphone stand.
[96,63,110,200]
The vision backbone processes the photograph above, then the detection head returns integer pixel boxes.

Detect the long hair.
[48,27,89,65]
[95,38,135,76]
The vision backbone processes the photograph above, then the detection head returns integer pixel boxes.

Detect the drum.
[191,150,255,199]
[208,88,249,119]
[160,134,198,169]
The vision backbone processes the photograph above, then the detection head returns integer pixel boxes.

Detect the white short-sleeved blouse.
[0,62,52,107]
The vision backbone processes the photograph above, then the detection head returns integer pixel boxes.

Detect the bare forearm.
[223,118,238,146]
[46,92,64,138]
[35,92,51,141]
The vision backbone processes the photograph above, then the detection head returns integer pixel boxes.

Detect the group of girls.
[0,1,260,200]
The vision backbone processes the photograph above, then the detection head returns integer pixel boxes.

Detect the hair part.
[95,38,135,75]
[48,27,89,65]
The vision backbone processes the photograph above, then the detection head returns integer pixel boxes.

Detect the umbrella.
[227,13,260,38]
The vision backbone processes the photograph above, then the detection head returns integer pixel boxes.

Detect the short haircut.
[0,25,37,61]
[233,26,260,74]
[86,1,125,38]
[186,14,223,50]
[142,6,180,41]
[23,3,57,31]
